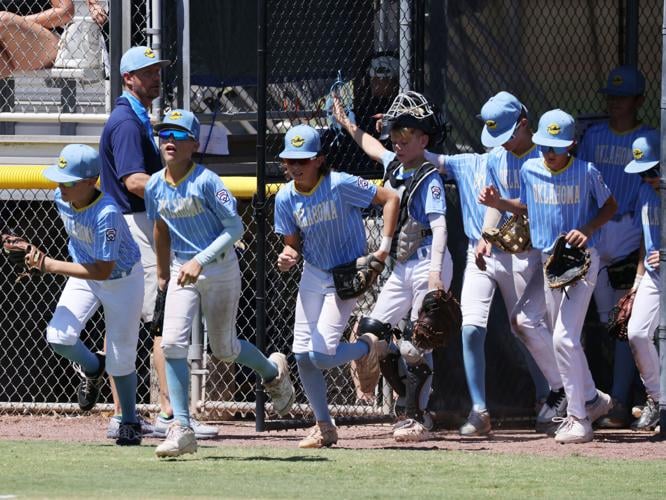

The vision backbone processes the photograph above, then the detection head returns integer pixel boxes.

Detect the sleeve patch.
[216,189,230,203]
[431,185,442,199]
[105,229,117,241]
[357,177,370,190]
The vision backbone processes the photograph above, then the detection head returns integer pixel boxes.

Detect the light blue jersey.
[274,171,376,270]
[519,157,611,252]
[578,122,655,216]
[634,183,660,271]
[145,163,239,257]
[486,145,540,200]
[54,189,140,278]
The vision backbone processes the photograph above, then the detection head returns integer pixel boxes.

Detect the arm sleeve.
[194,215,244,266]
[428,213,447,273]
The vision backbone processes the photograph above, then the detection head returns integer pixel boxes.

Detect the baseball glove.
[2,234,47,282]
[606,249,640,290]
[149,286,168,337]
[544,236,592,289]
[331,254,385,300]
[607,289,636,341]
[411,289,462,350]
[482,213,532,254]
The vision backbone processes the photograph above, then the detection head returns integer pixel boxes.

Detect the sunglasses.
[638,166,660,178]
[282,157,317,166]
[158,129,195,141]
[539,145,569,155]
[58,181,80,188]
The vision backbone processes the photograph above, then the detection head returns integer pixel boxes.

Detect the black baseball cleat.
[116,422,143,446]
[75,352,106,411]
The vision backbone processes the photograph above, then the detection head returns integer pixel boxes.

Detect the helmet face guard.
[381,91,445,145]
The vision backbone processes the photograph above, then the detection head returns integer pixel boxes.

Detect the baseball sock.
[461,325,487,411]
[235,340,278,381]
[295,352,332,424]
[610,339,638,407]
[164,358,190,427]
[516,340,550,402]
[49,340,100,375]
[308,341,368,370]
[113,372,138,424]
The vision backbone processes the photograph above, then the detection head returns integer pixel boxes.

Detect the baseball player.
[577,65,655,428]
[622,131,661,431]
[274,124,399,448]
[332,91,453,442]
[41,144,144,446]
[145,110,296,458]
[480,109,617,443]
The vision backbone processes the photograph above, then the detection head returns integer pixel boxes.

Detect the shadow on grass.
[201,455,330,463]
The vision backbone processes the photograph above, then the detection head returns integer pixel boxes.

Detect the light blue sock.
[461,325,487,410]
[515,339,550,402]
[235,340,278,381]
[611,339,638,406]
[295,352,331,423]
[165,358,190,427]
[112,372,138,424]
[309,341,368,370]
[49,340,99,375]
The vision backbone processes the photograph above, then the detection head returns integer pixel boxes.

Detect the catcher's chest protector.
[383,160,438,262]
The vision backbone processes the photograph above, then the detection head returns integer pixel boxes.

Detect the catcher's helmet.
[382,91,444,145]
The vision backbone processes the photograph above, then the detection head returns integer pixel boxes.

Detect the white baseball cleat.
[264,352,296,417]
[155,422,198,458]
[393,418,432,442]
[459,409,491,437]
[586,389,613,424]
[535,388,567,435]
[554,415,593,444]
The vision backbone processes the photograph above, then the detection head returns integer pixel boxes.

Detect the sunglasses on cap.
[539,145,570,155]
[157,129,195,141]
[638,166,660,179]
[281,156,317,166]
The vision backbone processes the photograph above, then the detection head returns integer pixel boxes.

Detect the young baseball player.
[146,110,296,458]
[622,131,661,431]
[274,124,399,448]
[332,91,453,441]
[577,65,655,428]
[480,109,617,443]
[41,144,144,446]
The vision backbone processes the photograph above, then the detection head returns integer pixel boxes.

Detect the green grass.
[1,441,665,499]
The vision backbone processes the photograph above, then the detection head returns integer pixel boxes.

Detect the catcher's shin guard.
[379,352,406,398]
[358,317,393,342]
[404,363,432,421]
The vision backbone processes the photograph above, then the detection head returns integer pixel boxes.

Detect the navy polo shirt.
[99,97,163,214]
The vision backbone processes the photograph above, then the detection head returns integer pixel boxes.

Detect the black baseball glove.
[331,254,385,300]
[149,287,168,337]
[2,234,47,282]
[544,235,591,289]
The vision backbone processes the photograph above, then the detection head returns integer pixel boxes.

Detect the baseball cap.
[43,144,100,183]
[532,109,575,147]
[369,55,399,79]
[154,109,200,141]
[279,125,321,159]
[120,46,170,75]
[625,130,660,173]
[599,65,646,96]
[480,91,526,147]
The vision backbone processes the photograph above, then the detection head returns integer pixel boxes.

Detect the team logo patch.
[144,48,156,59]
[357,177,370,190]
[291,135,305,148]
[216,189,230,203]
[169,111,183,120]
[431,186,442,199]
[485,119,497,129]
[105,229,117,241]
[547,123,561,136]
[611,75,624,86]
[633,148,644,160]
[58,157,67,169]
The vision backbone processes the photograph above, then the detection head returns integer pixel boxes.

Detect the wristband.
[379,235,392,254]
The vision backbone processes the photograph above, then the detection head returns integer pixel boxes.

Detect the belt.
[173,252,226,264]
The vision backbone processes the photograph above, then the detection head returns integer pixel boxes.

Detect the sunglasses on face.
[539,145,569,155]
[58,180,80,188]
[158,129,195,141]
[282,157,317,166]
[638,166,660,179]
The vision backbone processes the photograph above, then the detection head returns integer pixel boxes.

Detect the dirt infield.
[1,414,664,460]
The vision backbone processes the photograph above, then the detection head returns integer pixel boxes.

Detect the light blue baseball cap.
[532,109,575,147]
[43,144,100,183]
[120,46,170,75]
[625,130,660,173]
[479,91,526,147]
[599,65,645,96]
[279,125,321,159]
[154,109,200,140]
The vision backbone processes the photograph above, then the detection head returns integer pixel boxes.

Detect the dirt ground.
[1,414,665,460]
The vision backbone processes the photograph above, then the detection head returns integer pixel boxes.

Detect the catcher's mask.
[381,91,445,145]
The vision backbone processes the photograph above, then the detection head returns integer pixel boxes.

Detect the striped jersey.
[54,189,140,278]
[486,145,540,199]
[274,171,376,270]
[519,157,612,252]
[578,122,656,216]
[145,163,241,257]
[634,182,660,272]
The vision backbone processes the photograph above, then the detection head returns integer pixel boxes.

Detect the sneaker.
[298,422,338,449]
[596,399,630,429]
[631,397,660,431]
[459,409,491,437]
[535,388,567,434]
[74,352,106,412]
[116,422,142,446]
[153,414,218,439]
[393,418,431,442]
[155,422,197,458]
[554,415,593,444]
[586,390,614,424]
[355,333,389,394]
[107,413,155,439]
[263,352,295,417]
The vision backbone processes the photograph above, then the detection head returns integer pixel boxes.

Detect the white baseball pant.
[124,211,158,323]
